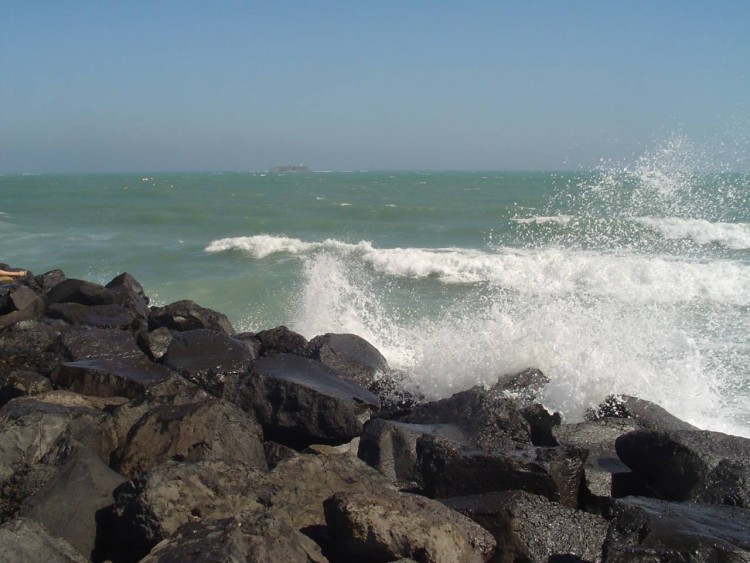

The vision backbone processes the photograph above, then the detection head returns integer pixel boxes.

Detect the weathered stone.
[308,332,390,393]
[602,496,750,562]
[149,299,235,335]
[234,331,262,357]
[588,394,698,432]
[519,403,561,447]
[113,398,267,478]
[615,429,750,507]
[47,302,137,329]
[0,371,53,407]
[416,435,586,508]
[325,489,496,563]
[489,367,549,404]
[0,284,47,329]
[46,278,116,306]
[106,272,149,303]
[0,321,64,378]
[136,327,173,361]
[33,269,67,293]
[60,326,146,361]
[140,513,326,563]
[53,358,177,401]
[255,325,309,356]
[0,517,87,562]
[443,490,608,563]
[19,442,126,560]
[161,329,255,396]
[224,353,380,448]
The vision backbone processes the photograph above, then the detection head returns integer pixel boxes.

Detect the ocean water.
[2,134,749,437]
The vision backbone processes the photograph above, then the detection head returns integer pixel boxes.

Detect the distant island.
[270,163,309,173]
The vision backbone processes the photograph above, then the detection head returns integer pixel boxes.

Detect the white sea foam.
[634,216,750,249]
[511,215,573,225]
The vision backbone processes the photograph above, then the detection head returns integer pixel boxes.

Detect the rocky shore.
[1,265,749,562]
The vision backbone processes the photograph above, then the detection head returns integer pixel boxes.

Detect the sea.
[2,133,749,437]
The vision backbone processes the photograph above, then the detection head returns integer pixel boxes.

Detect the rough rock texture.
[443,490,608,563]
[149,299,235,335]
[0,321,65,378]
[603,496,750,562]
[46,279,116,307]
[60,327,146,362]
[324,489,496,563]
[0,517,88,562]
[113,398,267,478]
[224,353,380,448]
[0,370,53,407]
[255,325,309,356]
[488,368,549,404]
[308,332,391,393]
[615,429,750,507]
[136,327,173,362]
[588,394,698,432]
[160,329,255,396]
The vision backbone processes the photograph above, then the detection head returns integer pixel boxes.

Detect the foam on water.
[633,217,750,249]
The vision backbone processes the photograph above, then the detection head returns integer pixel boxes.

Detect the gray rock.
[0,517,87,562]
[602,496,750,562]
[46,278,116,306]
[615,429,750,507]
[113,398,267,478]
[308,332,391,393]
[588,394,697,432]
[324,489,496,563]
[149,299,235,335]
[489,367,549,404]
[224,353,380,448]
[0,321,64,378]
[136,327,173,361]
[443,490,608,563]
[47,302,137,329]
[60,326,147,362]
[161,329,255,396]
[0,371,53,407]
[255,325,309,356]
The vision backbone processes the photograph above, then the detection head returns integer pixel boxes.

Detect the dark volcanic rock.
[255,325,309,356]
[0,517,87,562]
[308,332,390,393]
[136,327,173,361]
[33,269,67,293]
[603,496,750,561]
[489,367,550,404]
[443,490,608,563]
[149,299,235,335]
[47,302,137,329]
[60,327,147,362]
[161,329,255,395]
[324,489,496,563]
[588,394,698,432]
[53,358,177,401]
[615,429,750,507]
[0,321,65,378]
[113,398,267,478]
[139,513,326,563]
[224,353,380,448]
[0,370,53,407]
[417,435,587,507]
[19,443,126,561]
[46,278,116,307]
[0,284,47,329]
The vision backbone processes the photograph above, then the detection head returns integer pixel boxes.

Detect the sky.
[1,1,749,173]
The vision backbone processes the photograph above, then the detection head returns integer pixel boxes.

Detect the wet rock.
[47,302,137,329]
[0,370,53,407]
[46,278,116,307]
[255,325,309,356]
[519,403,561,447]
[489,367,549,404]
[234,331,262,357]
[324,489,496,563]
[33,269,67,293]
[224,353,380,448]
[0,321,65,378]
[53,358,177,401]
[161,329,255,396]
[308,332,391,393]
[615,429,750,507]
[140,513,326,563]
[588,394,698,432]
[136,327,173,361]
[149,299,235,335]
[0,517,87,563]
[443,490,608,563]
[19,442,126,560]
[0,284,47,329]
[113,398,267,478]
[416,435,586,508]
[60,327,147,362]
[602,496,750,562]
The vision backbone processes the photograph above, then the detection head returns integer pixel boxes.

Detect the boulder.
[161,329,255,396]
[136,327,173,361]
[443,490,608,563]
[148,299,235,335]
[0,321,65,378]
[308,332,391,393]
[255,325,309,356]
[53,358,177,401]
[47,302,138,329]
[234,331,262,357]
[615,429,750,507]
[139,513,326,563]
[324,489,496,563]
[0,284,46,329]
[46,278,116,306]
[0,517,87,562]
[518,403,561,447]
[60,326,147,362]
[0,370,53,407]
[224,353,380,448]
[488,367,549,404]
[33,269,67,293]
[19,442,126,560]
[113,398,267,478]
[587,394,698,432]
[602,496,750,561]
[416,435,587,508]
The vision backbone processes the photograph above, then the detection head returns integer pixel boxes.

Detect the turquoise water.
[2,137,750,436]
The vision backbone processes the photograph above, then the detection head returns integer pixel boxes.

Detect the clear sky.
[2,1,749,173]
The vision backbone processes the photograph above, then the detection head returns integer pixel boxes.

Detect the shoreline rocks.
[0,268,749,561]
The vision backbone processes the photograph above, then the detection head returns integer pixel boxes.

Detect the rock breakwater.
[1,265,749,561]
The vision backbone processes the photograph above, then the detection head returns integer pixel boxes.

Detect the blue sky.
[1,1,748,172]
